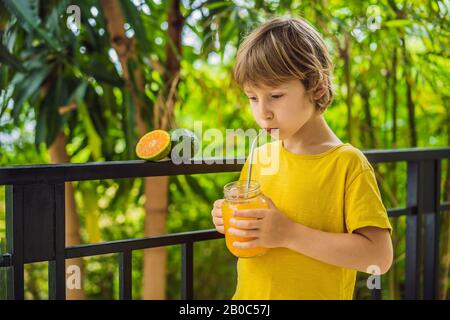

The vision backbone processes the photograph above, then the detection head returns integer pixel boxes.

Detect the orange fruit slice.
[135,129,171,161]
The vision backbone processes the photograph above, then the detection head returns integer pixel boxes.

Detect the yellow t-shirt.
[232,140,392,300]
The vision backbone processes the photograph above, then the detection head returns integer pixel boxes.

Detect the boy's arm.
[229,196,393,274]
[283,223,393,274]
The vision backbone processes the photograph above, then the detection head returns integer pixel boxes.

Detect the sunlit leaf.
[384,19,414,28]
[79,100,102,160]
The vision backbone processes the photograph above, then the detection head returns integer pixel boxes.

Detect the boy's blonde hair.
[233,16,334,113]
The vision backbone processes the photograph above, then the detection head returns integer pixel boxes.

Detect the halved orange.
[136,129,171,161]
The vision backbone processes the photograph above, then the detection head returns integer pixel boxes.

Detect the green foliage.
[1,0,449,300]
[2,0,62,51]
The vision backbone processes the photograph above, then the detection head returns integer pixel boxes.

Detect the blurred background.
[0,0,449,299]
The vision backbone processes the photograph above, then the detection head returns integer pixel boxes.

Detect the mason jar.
[222,180,269,258]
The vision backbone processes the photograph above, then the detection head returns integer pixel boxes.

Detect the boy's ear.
[313,80,328,100]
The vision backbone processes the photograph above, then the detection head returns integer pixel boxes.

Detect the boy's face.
[243,79,317,140]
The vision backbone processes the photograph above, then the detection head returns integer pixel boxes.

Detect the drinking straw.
[245,129,266,194]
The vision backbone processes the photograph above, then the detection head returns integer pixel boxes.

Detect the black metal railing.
[0,147,449,300]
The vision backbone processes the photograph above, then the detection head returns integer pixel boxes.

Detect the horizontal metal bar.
[66,229,223,259]
[383,205,450,217]
[9,202,450,265]
[0,158,246,185]
[440,202,450,211]
[363,147,450,164]
[0,253,12,267]
[387,207,416,217]
[353,203,448,219]
[1,147,449,184]
[6,202,448,265]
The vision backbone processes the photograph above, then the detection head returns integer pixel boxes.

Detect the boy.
[211,16,393,300]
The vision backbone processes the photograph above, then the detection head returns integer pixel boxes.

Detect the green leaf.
[384,19,413,28]
[46,71,65,146]
[171,175,187,197]
[82,183,102,243]
[35,103,48,149]
[124,91,138,159]
[118,0,151,54]
[61,80,88,128]
[204,1,232,13]
[34,71,66,148]
[88,92,108,139]
[185,175,210,203]
[2,0,38,33]
[80,62,125,87]
[127,58,153,129]
[69,136,88,158]
[108,178,134,209]
[0,43,27,72]
[79,100,103,161]
[12,64,53,123]
[44,0,70,37]
[70,81,88,104]
[2,0,62,51]
[0,65,13,117]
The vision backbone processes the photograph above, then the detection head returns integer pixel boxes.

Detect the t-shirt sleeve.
[344,167,392,235]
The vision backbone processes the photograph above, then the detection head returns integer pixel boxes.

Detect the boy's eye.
[248,95,283,101]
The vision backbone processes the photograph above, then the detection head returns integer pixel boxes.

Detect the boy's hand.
[228,196,295,249]
[211,199,225,234]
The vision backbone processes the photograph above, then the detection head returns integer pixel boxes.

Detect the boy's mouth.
[265,128,278,133]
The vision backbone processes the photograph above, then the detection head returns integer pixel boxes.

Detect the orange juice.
[222,180,269,258]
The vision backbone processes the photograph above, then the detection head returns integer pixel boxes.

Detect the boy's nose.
[258,102,273,119]
[264,112,273,120]
[261,106,273,120]
[260,113,274,129]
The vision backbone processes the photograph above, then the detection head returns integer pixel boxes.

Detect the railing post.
[420,160,440,300]
[406,159,441,300]
[181,242,194,300]
[406,161,420,300]
[49,183,66,300]
[6,183,66,300]
[371,278,382,300]
[5,185,25,300]
[118,250,132,300]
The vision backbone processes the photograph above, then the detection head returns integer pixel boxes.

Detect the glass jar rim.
[223,180,261,200]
